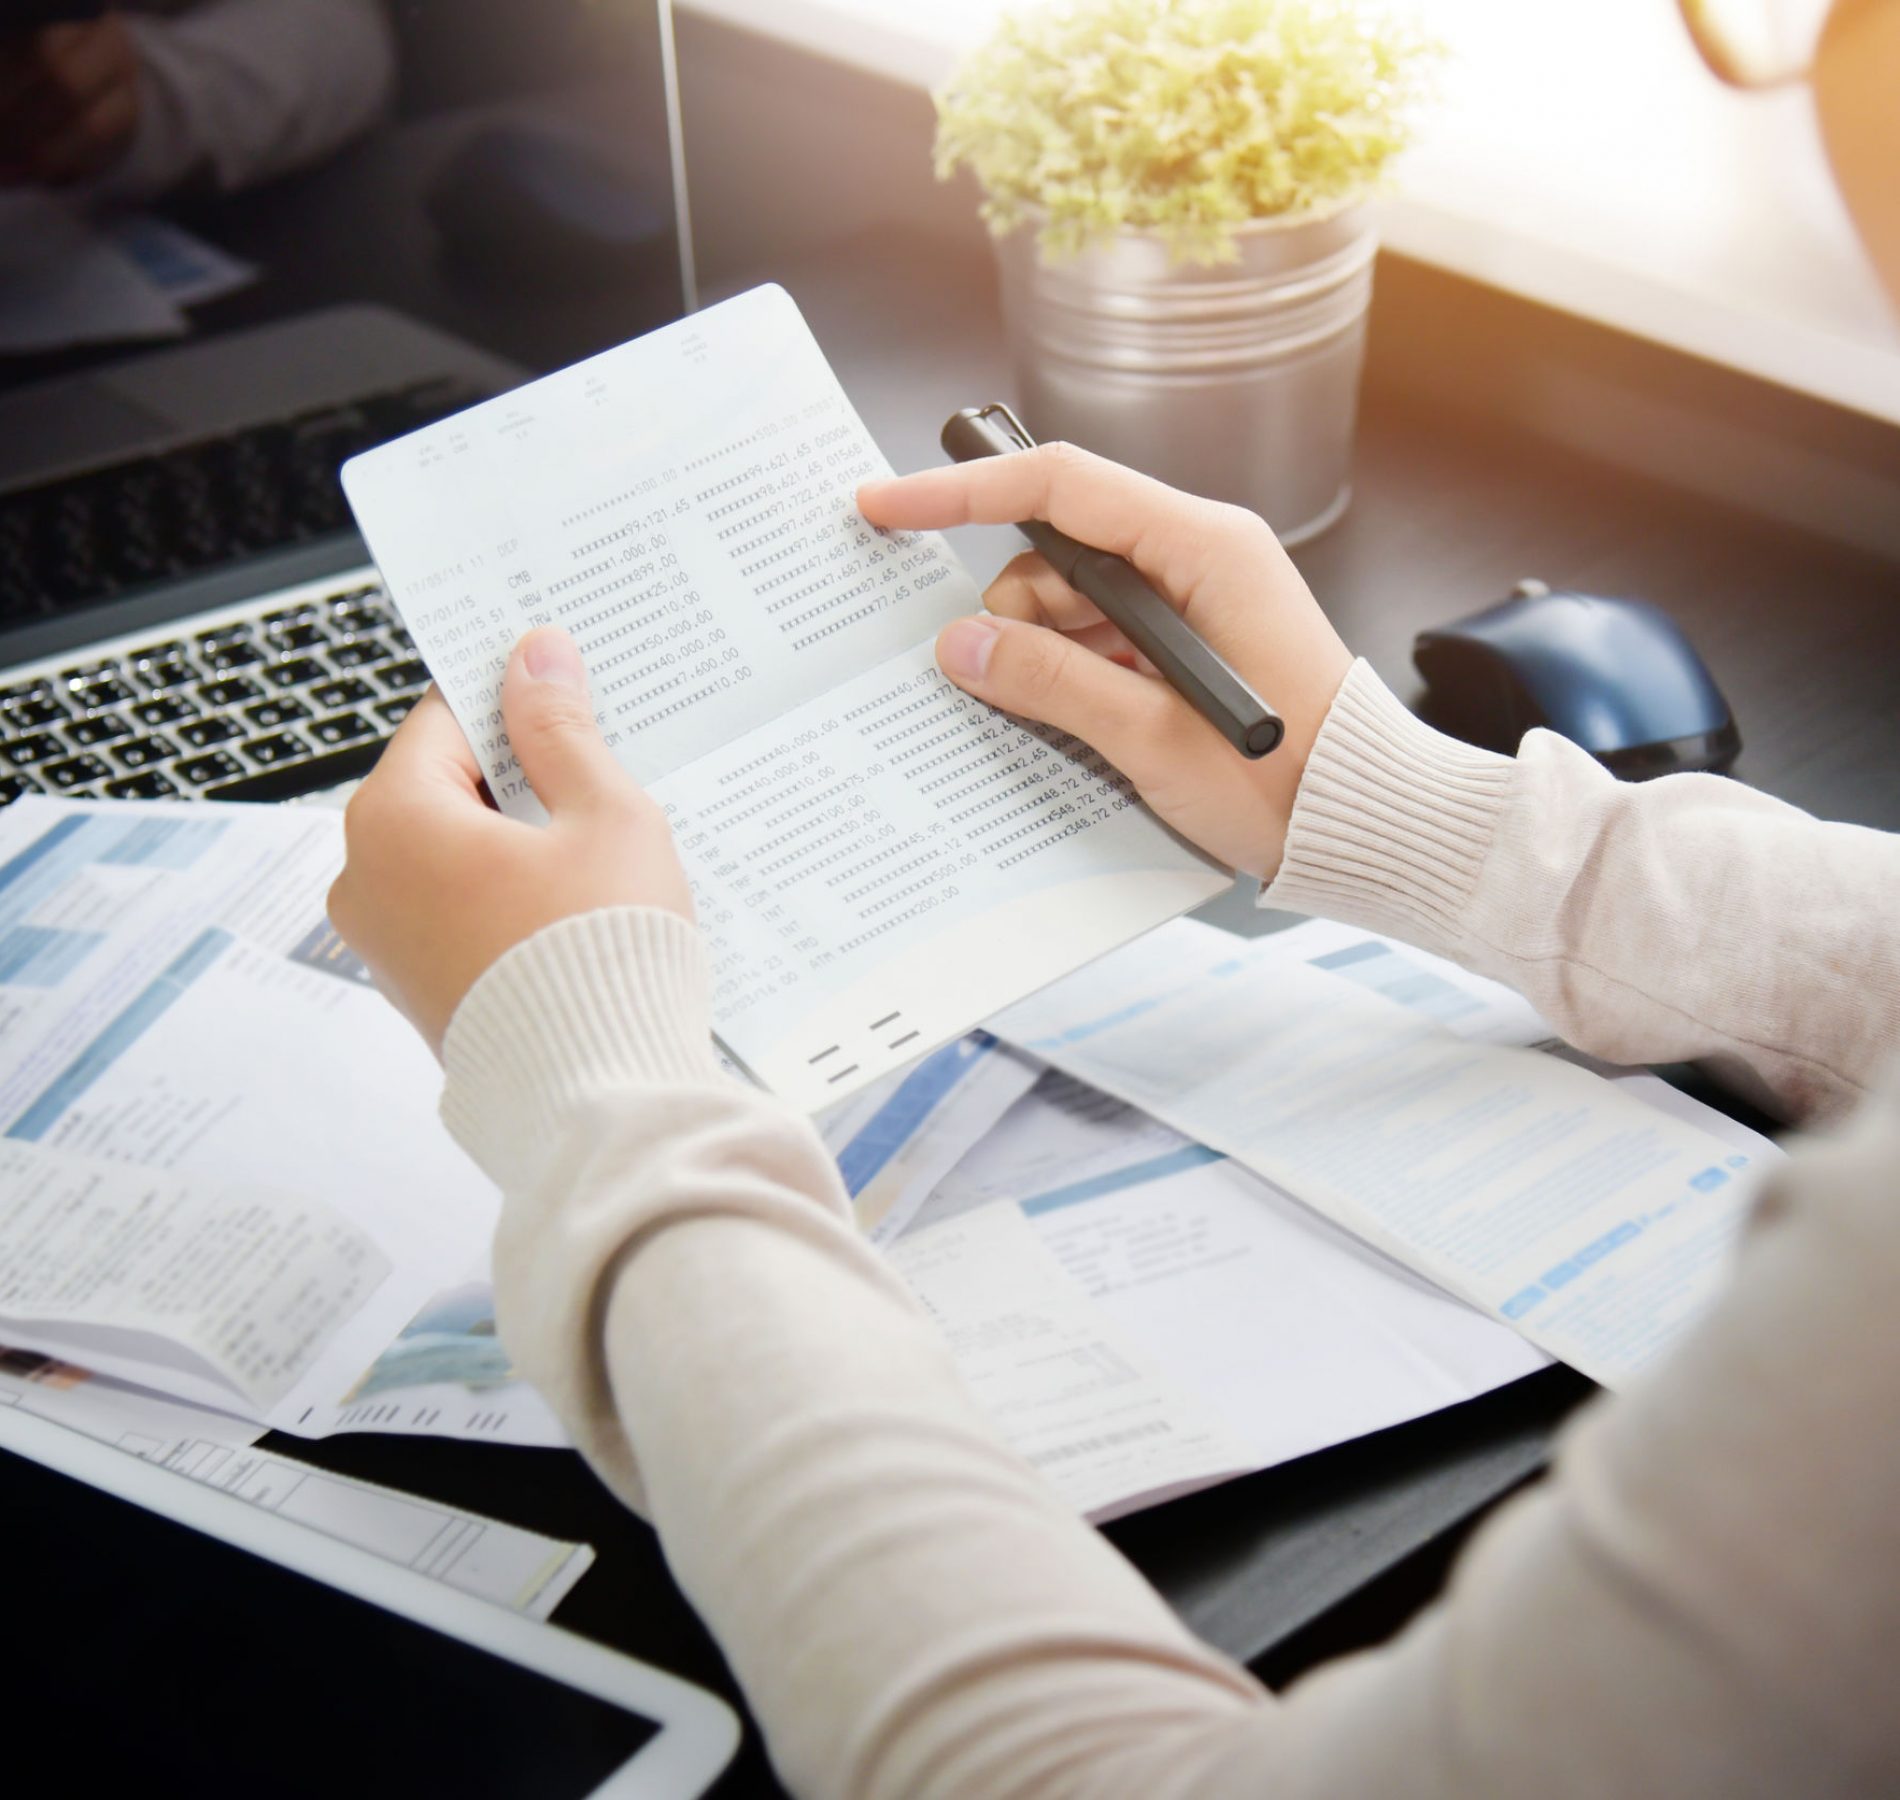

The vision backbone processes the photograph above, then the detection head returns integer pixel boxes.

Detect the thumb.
[936,614,1193,786]
[501,627,627,816]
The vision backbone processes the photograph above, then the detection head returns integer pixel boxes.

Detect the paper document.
[104,213,256,309]
[994,920,1772,1388]
[888,1201,1255,1520]
[817,1031,1042,1243]
[901,1053,1546,1520]
[342,284,1229,1109]
[0,1347,590,1618]
[0,193,187,351]
[913,1064,1218,1234]
[0,1141,387,1411]
[0,797,564,1446]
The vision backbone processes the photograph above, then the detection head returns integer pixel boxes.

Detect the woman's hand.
[328,627,691,1054]
[858,444,1353,881]
[0,17,141,186]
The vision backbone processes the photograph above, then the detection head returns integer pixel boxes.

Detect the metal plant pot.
[995,201,1377,544]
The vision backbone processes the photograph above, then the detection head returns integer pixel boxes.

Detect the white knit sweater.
[442,662,1900,1799]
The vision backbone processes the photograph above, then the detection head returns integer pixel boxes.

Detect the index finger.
[858,442,1193,562]
[366,686,485,799]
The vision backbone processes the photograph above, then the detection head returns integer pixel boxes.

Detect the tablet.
[0,1403,739,1797]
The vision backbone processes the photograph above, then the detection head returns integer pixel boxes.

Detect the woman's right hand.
[858,443,1354,882]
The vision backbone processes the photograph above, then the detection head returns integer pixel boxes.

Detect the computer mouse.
[1413,581,1741,778]
[425,123,671,287]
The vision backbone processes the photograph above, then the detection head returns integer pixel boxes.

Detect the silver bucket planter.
[995,202,1377,544]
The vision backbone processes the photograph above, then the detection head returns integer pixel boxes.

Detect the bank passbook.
[342,285,1227,1109]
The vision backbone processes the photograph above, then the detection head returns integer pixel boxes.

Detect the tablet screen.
[7,1445,662,1796]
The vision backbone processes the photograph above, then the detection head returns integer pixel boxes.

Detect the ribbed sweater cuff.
[1263,659,1516,957]
[440,907,726,1191]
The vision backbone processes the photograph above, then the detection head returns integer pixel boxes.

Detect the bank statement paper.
[342,285,1228,1110]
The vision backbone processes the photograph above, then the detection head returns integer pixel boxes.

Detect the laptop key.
[3,694,67,729]
[203,640,266,671]
[243,731,309,767]
[244,696,310,729]
[311,677,376,711]
[105,771,183,801]
[266,622,327,651]
[0,678,55,706]
[71,676,137,709]
[196,624,256,652]
[328,637,387,669]
[113,735,176,769]
[3,733,62,767]
[377,658,429,691]
[59,659,119,686]
[263,656,327,689]
[174,750,247,786]
[331,598,391,633]
[310,711,375,747]
[42,754,112,791]
[68,712,132,747]
[177,716,244,749]
[374,695,417,728]
[129,639,190,666]
[133,694,196,728]
[0,774,33,805]
[199,676,264,708]
[136,659,195,691]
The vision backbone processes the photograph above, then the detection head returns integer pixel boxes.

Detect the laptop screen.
[0,0,693,658]
[1,0,691,381]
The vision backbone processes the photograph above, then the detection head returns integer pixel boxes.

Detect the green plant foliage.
[935,0,1437,263]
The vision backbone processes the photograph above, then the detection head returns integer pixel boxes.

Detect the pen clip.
[971,403,1037,451]
[942,403,1039,462]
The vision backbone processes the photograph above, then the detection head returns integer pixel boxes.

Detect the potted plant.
[935,0,1435,542]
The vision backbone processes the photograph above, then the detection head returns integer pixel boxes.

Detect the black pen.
[940,404,1284,759]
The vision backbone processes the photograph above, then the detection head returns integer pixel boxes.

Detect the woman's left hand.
[328,627,692,1054]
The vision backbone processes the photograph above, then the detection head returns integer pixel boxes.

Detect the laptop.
[0,0,695,809]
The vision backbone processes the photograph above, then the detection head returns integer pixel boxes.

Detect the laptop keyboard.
[0,377,484,625]
[0,576,427,808]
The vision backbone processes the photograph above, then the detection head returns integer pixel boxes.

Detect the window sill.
[678,0,1900,431]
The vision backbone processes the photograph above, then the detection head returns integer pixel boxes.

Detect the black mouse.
[1413,581,1741,778]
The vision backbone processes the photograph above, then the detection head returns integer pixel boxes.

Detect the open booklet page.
[342,284,1228,1109]
[0,1140,386,1413]
[0,796,564,1443]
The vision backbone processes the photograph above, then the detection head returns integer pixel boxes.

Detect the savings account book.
[342,285,1228,1110]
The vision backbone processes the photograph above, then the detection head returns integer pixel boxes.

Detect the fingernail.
[938,615,1002,685]
[522,628,585,688]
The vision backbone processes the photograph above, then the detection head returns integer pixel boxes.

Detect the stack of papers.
[880,918,1775,1519]
[991,919,1774,1392]
[0,792,1778,1536]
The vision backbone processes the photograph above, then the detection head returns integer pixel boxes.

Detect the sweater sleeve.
[445,673,1900,1798]
[102,0,396,203]
[448,928,1900,1799]
[444,910,1268,1799]
[1264,661,1900,1123]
